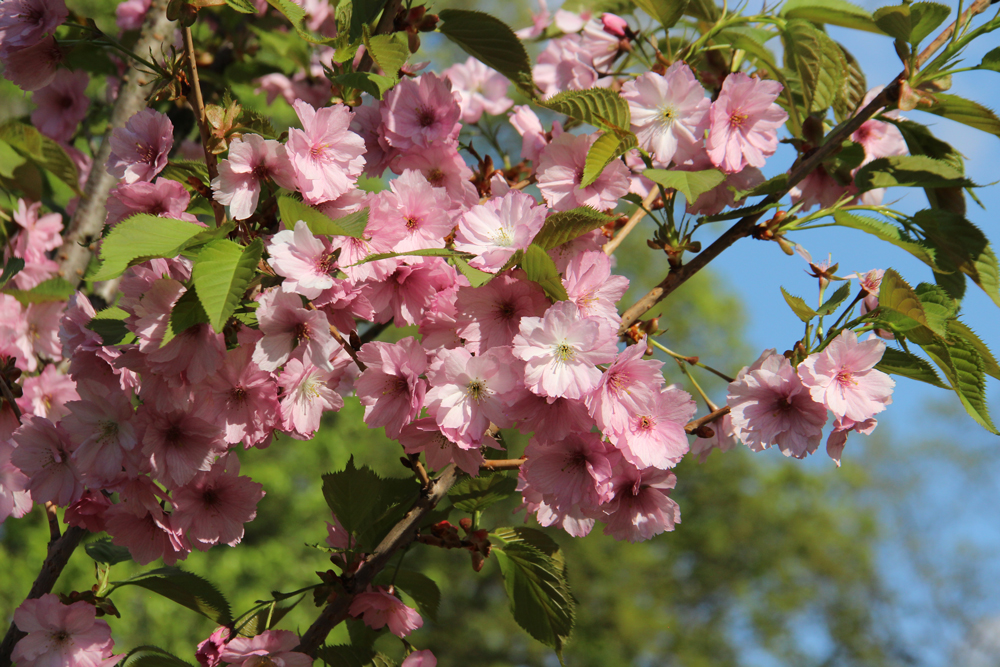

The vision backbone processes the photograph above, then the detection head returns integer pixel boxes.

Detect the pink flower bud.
[601,13,627,37]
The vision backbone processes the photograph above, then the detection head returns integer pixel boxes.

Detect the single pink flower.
[11,198,62,259]
[171,454,265,550]
[443,56,513,123]
[105,179,197,226]
[0,0,67,57]
[12,594,119,667]
[533,35,599,99]
[368,169,454,252]
[622,63,710,165]
[798,330,894,423]
[706,73,787,173]
[107,108,174,183]
[562,249,628,322]
[401,650,437,667]
[355,337,428,438]
[455,270,550,355]
[219,630,312,667]
[253,289,338,372]
[454,191,547,272]
[16,363,78,421]
[522,431,616,514]
[269,220,338,299]
[287,101,366,204]
[212,134,296,220]
[203,345,280,448]
[140,405,227,489]
[105,499,190,565]
[579,17,621,70]
[825,415,878,466]
[1,35,63,90]
[381,72,462,151]
[196,626,229,667]
[391,143,478,206]
[30,70,89,143]
[11,415,82,506]
[349,586,424,638]
[365,258,458,327]
[609,385,695,470]
[277,357,345,438]
[399,418,486,476]
[64,489,112,533]
[63,391,137,488]
[537,132,630,212]
[600,462,680,543]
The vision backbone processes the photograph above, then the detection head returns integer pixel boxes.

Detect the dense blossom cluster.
[0,0,913,660]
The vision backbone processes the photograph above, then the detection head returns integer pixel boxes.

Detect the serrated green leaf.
[437,9,534,95]
[979,46,1000,72]
[0,257,24,290]
[832,211,938,270]
[349,0,388,40]
[158,160,211,191]
[947,336,998,434]
[362,30,408,79]
[111,567,232,625]
[920,93,1000,138]
[522,244,568,301]
[875,347,949,389]
[816,282,851,317]
[322,456,384,542]
[581,131,637,188]
[780,287,817,322]
[780,0,880,33]
[495,541,575,651]
[234,593,305,637]
[540,87,631,131]
[948,320,999,380]
[224,0,255,13]
[85,538,134,565]
[532,207,616,251]
[276,196,368,238]
[913,282,955,336]
[853,155,973,192]
[192,238,263,332]
[373,570,441,621]
[266,0,336,44]
[0,120,81,194]
[453,256,493,286]
[910,209,1000,307]
[492,526,564,565]
[163,289,210,347]
[120,646,195,667]
[833,46,867,122]
[908,2,950,46]
[633,0,688,29]
[87,306,133,346]
[0,139,26,178]
[873,4,911,41]
[333,71,397,99]
[2,277,74,305]
[89,215,207,282]
[878,268,931,334]
[783,19,847,113]
[449,473,518,513]
[643,168,726,203]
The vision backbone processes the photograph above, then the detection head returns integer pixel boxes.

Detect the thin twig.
[684,406,731,435]
[408,454,431,488]
[916,0,992,69]
[480,458,526,472]
[181,23,224,226]
[43,503,61,542]
[0,376,21,421]
[604,189,659,256]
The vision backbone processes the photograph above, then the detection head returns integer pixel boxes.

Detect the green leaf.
[780,0,880,33]
[89,215,207,282]
[948,320,1000,380]
[353,248,473,266]
[158,160,211,191]
[437,9,534,95]
[362,30,408,79]
[265,0,335,44]
[453,256,493,287]
[85,538,133,565]
[833,46,867,123]
[908,2,951,46]
[532,207,616,251]
[732,173,788,199]
[875,347,949,389]
[0,139,26,178]
[492,526,563,563]
[0,120,81,194]
[322,456,384,541]
[782,19,847,113]
[315,645,370,667]
[449,473,518,513]
[276,195,368,238]
[333,71,397,99]
[781,287,818,322]
[540,87,631,131]
[909,209,1000,307]
[979,46,1000,72]
[873,4,911,41]
[349,0,389,41]
[163,289,210,347]
[234,593,305,637]
[373,570,441,621]
[877,268,933,337]
[86,306,133,346]
[522,244,568,301]
[920,93,1000,138]
[0,257,24,290]
[224,0,255,13]
[494,541,575,651]
[632,0,688,29]
[643,168,726,203]
[853,155,973,192]
[914,282,955,336]
[2,277,74,305]
[120,646,195,667]
[111,567,232,625]
[946,336,998,434]
[191,239,262,333]
[832,211,938,270]
[581,131,637,188]
[816,282,851,317]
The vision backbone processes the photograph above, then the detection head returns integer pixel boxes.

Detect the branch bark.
[295,464,460,657]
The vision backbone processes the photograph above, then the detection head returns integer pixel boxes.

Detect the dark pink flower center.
[428,168,445,185]
[495,300,516,321]
[164,424,183,445]
[231,385,248,403]
[417,108,436,127]
[136,141,157,163]
[637,415,654,432]
[314,252,335,275]
[836,370,855,387]
[404,215,421,230]
[294,322,311,343]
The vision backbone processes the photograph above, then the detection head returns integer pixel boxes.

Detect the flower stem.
[649,339,735,383]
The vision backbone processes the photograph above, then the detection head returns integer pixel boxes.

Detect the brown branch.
[915,0,992,69]
[295,464,460,657]
[182,23,225,226]
[0,376,21,422]
[604,189,659,256]
[55,0,175,287]
[355,0,404,74]
[43,503,61,542]
[480,458,526,472]
[617,1,995,335]
[684,406,731,435]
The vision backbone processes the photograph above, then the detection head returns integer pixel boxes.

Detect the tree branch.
[355,0,403,74]
[604,189,659,256]
[295,464,460,656]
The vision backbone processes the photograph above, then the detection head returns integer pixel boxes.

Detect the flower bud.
[601,13,628,37]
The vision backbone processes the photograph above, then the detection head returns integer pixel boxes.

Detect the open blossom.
[286,100,366,204]
[203,345,280,448]
[610,385,695,470]
[0,0,67,57]
[253,289,337,372]
[0,439,33,523]
[219,630,311,667]
[622,63,710,165]
[11,415,83,506]
[727,349,828,458]
[369,170,453,252]
[12,594,119,667]
[381,72,462,151]
[601,463,681,543]
[509,105,561,163]
[391,143,478,205]
[454,191,547,272]
[105,499,189,565]
[399,418,485,475]
[278,357,345,437]
[562,250,628,322]
[402,651,436,667]
[140,406,227,488]
[798,330,894,423]
[212,134,296,219]
[537,132,630,212]
[105,179,197,226]
[349,586,423,637]
[356,337,428,438]
[171,455,265,550]
[107,108,174,183]
[443,56,513,123]
[268,220,338,299]
[512,301,618,400]
[522,432,617,516]
[2,35,62,90]
[30,70,89,143]
[456,271,549,355]
[64,392,137,487]
[706,72,787,173]
[533,35,599,99]
[588,340,664,433]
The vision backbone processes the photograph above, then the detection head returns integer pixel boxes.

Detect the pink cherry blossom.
[350,102,397,178]
[522,432,616,514]
[369,170,454,252]
[391,143,478,206]
[381,72,462,151]
[455,270,549,355]
[349,586,424,637]
[212,134,296,219]
[727,349,828,458]
[12,594,119,667]
[105,499,189,565]
[512,300,618,400]
[825,415,878,466]
[562,249,628,322]
[140,406,227,488]
[107,108,174,183]
[588,338,664,433]
[203,345,280,448]
[579,18,621,70]
[253,289,338,372]
[601,462,680,543]
[518,481,595,538]
[286,100,366,204]
[533,35,599,99]
[511,393,595,441]
[64,490,111,533]
[798,330,894,423]
[0,0,67,57]
[401,650,437,667]
[278,357,345,438]
[171,455,265,550]
[610,385,695,470]
[537,132,630,212]
[454,191,547,272]
[622,64,710,165]
[399,418,486,476]
[64,391,137,487]
[509,105,561,163]
[355,337,428,438]
[601,12,627,36]
[706,73,787,173]
[0,439,33,523]
[443,56,514,123]
[105,179,197,226]
[269,220,338,299]
[1,35,62,90]
[30,70,89,143]
[366,258,458,327]
[11,415,82,506]
[219,630,312,667]
[17,364,78,421]
[196,626,228,667]
[115,0,149,30]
